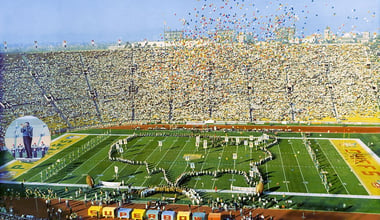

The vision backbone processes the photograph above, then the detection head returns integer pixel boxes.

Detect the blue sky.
[0,0,379,44]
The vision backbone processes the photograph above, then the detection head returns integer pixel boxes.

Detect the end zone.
[0,134,87,181]
[330,139,380,195]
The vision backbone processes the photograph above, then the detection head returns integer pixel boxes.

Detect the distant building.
[302,34,320,44]
[275,27,296,43]
[334,31,376,44]
[235,32,256,43]
[245,32,256,43]
[324,27,332,41]
[360,32,370,43]
[337,32,355,43]
[237,33,245,43]
[374,32,379,43]
[215,29,236,42]
[164,30,184,41]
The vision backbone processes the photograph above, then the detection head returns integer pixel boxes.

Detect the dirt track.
[2,198,380,220]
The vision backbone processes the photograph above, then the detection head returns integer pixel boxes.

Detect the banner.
[233,153,237,160]
[100,181,121,187]
[231,185,256,192]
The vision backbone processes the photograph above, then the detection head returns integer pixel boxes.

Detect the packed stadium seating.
[0,42,378,135]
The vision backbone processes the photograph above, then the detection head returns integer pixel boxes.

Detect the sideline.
[1,180,380,200]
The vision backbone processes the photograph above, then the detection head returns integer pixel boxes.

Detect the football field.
[4,132,374,197]
[263,138,368,195]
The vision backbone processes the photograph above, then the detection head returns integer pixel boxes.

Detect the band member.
[21,122,33,158]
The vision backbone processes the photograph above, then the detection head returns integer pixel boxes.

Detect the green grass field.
[1,129,379,213]
[15,133,369,196]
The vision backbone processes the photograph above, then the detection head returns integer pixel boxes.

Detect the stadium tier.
[0,42,378,135]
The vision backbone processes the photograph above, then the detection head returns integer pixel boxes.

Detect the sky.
[0,0,379,45]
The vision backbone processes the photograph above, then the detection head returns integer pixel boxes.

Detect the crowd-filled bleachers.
[0,41,378,134]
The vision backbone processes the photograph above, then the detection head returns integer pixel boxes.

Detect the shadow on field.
[263,171,275,179]
[60,176,77,182]
[132,171,143,175]
[268,186,280,191]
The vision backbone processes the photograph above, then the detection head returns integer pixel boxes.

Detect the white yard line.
[328,140,371,195]
[84,137,135,183]
[56,137,112,183]
[193,145,212,189]
[153,138,179,169]
[177,139,199,185]
[211,143,227,189]
[316,142,350,194]
[288,140,309,193]
[230,143,239,186]
[302,139,329,194]
[116,137,153,180]
[156,138,189,186]
[125,137,167,184]
[266,154,269,191]
[277,143,290,192]
[138,137,178,187]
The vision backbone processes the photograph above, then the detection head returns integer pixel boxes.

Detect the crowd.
[0,41,378,134]
[0,184,283,219]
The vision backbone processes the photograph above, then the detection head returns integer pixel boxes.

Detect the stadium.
[0,0,380,220]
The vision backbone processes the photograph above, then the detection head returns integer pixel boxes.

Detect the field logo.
[343,142,357,147]
[66,135,81,139]
[331,139,380,195]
